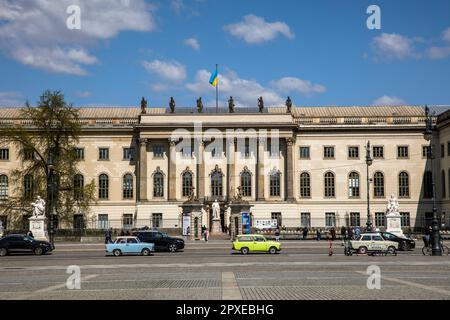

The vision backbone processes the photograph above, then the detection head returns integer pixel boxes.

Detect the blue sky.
[0,0,449,108]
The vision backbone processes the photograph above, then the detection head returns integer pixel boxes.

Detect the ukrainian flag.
[209,68,218,87]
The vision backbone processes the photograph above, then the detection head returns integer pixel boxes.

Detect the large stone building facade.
[1,104,450,234]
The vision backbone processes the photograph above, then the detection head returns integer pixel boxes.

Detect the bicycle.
[422,240,449,256]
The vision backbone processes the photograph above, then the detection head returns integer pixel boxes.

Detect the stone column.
[138,138,148,201]
[197,140,206,200]
[168,139,177,201]
[227,138,236,199]
[256,137,265,201]
[286,137,295,202]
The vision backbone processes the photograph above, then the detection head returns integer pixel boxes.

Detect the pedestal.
[29,216,49,241]
[211,218,222,234]
[386,211,404,238]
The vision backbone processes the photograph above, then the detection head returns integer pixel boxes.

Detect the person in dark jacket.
[302,227,308,240]
[316,229,322,241]
[104,228,112,244]
[341,226,347,240]
[275,228,281,242]
[330,227,336,241]
[27,230,34,238]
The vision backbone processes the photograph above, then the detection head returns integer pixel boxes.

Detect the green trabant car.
[232,234,281,254]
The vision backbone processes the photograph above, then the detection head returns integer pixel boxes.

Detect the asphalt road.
[1,241,449,300]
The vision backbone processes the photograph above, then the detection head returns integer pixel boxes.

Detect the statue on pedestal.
[31,196,46,218]
[258,97,264,113]
[140,97,147,114]
[286,96,292,114]
[212,200,220,219]
[228,96,235,113]
[196,97,203,113]
[387,194,399,214]
[169,97,175,113]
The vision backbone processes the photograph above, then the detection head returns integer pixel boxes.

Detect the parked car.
[232,234,281,254]
[105,236,155,257]
[133,230,185,252]
[380,232,415,251]
[349,233,398,255]
[0,234,53,256]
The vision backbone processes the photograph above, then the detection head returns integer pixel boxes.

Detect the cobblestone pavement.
[0,241,449,300]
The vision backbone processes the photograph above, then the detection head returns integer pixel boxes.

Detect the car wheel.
[141,248,151,256]
[113,249,122,257]
[33,247,43,255]
[400,242,410,251]
[168,243,177,253]
[387,246,397,256]
[358,246,368,254]
[0,248,7,257]
[241,247,249,255]
[269,247,277,254]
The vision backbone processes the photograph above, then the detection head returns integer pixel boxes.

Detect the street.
[1,240,450,300]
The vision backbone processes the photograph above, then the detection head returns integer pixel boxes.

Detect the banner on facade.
[242,212,251,234]
[182,215,191,236]
[255,219,278,229]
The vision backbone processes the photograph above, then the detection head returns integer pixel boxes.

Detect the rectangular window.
[73,214,85,230]
[348,146,359,159]
[400,212,410,227]
[153,145,164,158]
[122,214,133,230]
[448,142,450,156]
[99,148,109,160]
[375,212,385,227]
[123,147,135,160]
[271,212,282,228]
[24,148,35,161]
[181,146,193,158]
[301,212,311,227]
[350,212,360,227]
[244,138,251,158]
[299,146,310,159]
[323,146,335,159]
[397,146,409,158]
[98,214,109,230]
[441,144,445,158]
[325,213,336,227]
[422,146,432,159]
[267,139,279,158]
[0,148,9,161]
[373,146,384,159]
[152,213,163,228]
[74,148,84,160]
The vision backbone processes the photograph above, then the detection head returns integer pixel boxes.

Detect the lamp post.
[423,105,442,256]
[47,146,56,248]
[365,141,373,232]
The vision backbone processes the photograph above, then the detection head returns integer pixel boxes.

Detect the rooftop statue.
[169,97,175,113]
[196,97,203,113]
[140,97,147,114]
[258,97,264,113]
[228,96,235,113]
[286,96,292,114]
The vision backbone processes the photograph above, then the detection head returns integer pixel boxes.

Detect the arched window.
[24,174,34,200]
[398,172,409,197]
[442,170,446,199]
[73,174,84,200]
[98,174,109,199]
[240,169,252,197]
[324,172,335,197]
[269,170,281,197]
[423,171,433,199]
[0,175,8,200]
[348,172,360,197]
[373,172,384,198]
[182,170,193,197]
[211,167,223,197]
[123,174,133,199]
[300,172,311,198]
[153,169,164,198]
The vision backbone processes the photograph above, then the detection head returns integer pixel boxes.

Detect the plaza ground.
[0,240,449,300]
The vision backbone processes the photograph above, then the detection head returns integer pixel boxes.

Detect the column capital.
[138,138,148,146]
[168,138,178,146]
[286,137,296,146]
[258,136,267,144]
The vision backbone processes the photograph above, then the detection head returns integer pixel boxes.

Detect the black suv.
[381,232,416,251]
[133,230,184,252]
[0,234,53,256]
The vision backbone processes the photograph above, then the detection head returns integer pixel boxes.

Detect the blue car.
[106,236,155,257]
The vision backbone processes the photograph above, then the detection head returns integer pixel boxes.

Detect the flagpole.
[216,63,218,113]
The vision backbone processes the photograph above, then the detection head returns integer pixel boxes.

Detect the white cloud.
[371,33,417,60]
[75,91,93,98]
[224,14,294,44]
[0,91,24,106]
[427,27,450,59]
[372,95,406,106]
[0,0,156,75]
[142,59,187,82]
[184,37,200,51]
[170,0,185,13]
[270,77,326,96]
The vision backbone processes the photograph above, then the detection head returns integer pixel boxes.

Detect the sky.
[0,0,449,109]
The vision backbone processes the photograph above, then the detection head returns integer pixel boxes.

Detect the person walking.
[330,227,336,241]
[104,228,112,244]
[275,227,281,242]
[302,226,308,240]
[201,225,206,241]
[316,229,322,241]
[347,227,353,240]
[204,229,209,242]
[340,226,347,240]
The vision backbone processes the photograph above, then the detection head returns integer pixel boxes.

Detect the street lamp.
[365,141,373,232]
[423,105,442,256]
[47,146,56,248]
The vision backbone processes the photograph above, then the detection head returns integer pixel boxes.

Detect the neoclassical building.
[1,104,450,235]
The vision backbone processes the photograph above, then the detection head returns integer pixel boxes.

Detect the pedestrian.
[330,227,336,241]
[340,226,346,240]
[302,226,308,240]
[347,227,353,240]
[316,229,321,241]
[355,226,361,237]
[126,230,130,236]
[27,230,34,238]
[104,228,112,244]
[275,227,280,242]
[201,225,206,240]
[423,226,432,247]
[204,229,209,242]
[120,229,125,236]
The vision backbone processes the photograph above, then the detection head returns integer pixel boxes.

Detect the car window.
[254,236,265,242]
[127,238,137,244]
[116,239,126,244]
[361,235,371,241]
[383,233,395,240]
[372,235,383,241]
[238,236,252,242]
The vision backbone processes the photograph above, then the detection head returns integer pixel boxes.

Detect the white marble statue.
[212,200,220,219]
[31,196,46,218]
[386,194,399,214]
